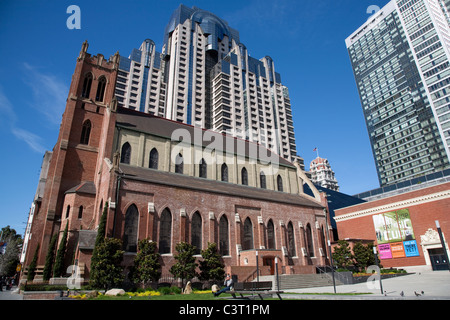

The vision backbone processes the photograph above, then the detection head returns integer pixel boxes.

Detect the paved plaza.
[1,270,449,301]
[282,270,450,300]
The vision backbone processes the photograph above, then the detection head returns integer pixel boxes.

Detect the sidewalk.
[281,271,450,300]
[0,287,23,300]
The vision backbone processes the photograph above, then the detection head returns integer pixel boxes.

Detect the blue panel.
[119,56,131,72]
[275,72,281,83]
[221,61,230,75]
[230,53,238,66]
[153,53,161,69]
[130,49,142,63]
[139,67,149,112]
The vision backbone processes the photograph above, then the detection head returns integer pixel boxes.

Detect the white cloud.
[11,127,46,154]
[0,85,46,154]
[22,63,68,125]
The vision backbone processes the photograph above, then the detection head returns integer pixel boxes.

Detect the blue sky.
[0,0,390,235]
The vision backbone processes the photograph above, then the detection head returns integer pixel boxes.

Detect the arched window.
[306,223,315,257]
[95,76,107,102]
[81,73,92,98]
[221,163,228,182]
[80,120,91,145]
[191,212,202,254]
[260,171,266,189]
[159,208,172,254]
[123,204,139,253]
[199,158,207,178]
[78,206,83,219]
[121,142,131,164]
[241,167,248,186]
[243,217,253,250]
[277,175,283,192]
[219,215,229,256]
[65,205,71,219]
[287,222,296,257]
[149,148,158,169]
[267,219,275,249]
[175,153,183,174]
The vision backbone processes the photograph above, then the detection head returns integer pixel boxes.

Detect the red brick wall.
[335,183,450,269]
[104,175,329,275]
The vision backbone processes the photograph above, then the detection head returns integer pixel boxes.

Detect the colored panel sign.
[372,209,419,259]
[378,244,392,259]
[373,214,389,244]
[403,240,420,257]
[384,211,403,243]
[396,209,415,241]
[390,242,406,258]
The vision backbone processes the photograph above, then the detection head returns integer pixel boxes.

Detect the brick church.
[21,42,333,284]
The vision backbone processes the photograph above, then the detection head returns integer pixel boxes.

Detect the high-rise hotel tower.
[346,0,450,186]
[114,5,299,163]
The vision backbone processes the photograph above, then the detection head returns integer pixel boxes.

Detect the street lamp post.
[435,220,450,272]
[373,246,384,294]
[275,257,280,291]
[256,250,260,284]
[323,208,336,293]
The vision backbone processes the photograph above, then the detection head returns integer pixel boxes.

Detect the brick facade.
[334,182,450,270]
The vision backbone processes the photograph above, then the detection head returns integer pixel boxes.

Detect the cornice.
[334,189,450,222]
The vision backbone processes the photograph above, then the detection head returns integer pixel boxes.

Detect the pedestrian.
[214,274,233,297]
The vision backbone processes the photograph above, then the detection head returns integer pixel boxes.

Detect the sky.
[0,0,390,236]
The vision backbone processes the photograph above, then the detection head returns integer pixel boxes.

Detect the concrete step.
[255,274,343,290]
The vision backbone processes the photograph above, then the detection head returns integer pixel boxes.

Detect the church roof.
[119,164,323,209]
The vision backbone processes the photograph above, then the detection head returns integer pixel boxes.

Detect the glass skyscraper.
[114,4,299,163]
[346,0,450,186]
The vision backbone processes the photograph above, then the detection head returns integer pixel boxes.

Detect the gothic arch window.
[149,148,159,169]
[123,204,139,253]
[243,217,253,250]
[65,205,71,219]
[80,120,91,145]
[199,158,207,178]
[121,142,131,164]
[241,167,248,186]
[81,73,92,98]
[277,175,283,192]
[260,171,266,189]
[221,163,228,182]
[191,211,202,254]
[306,223,315,257]
[267,219,275,249]
[95,76,107,102]
[159,208,172,254]
[78,206,83,219]
[175,153,183,174]
[219,215,229,256]
[287,222,296,257]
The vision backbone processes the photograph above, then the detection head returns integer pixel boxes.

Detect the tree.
[27,244,40,281]
[42,234,58,281]
[169,242,198,288]
[199,242,225,284]
[332,240,354,270]
[131,239,161,287]
[0,229,22,277]
[53,222,69,277]
[90,201,108,280]
[89,237,124,290]
[353,241,373,272]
